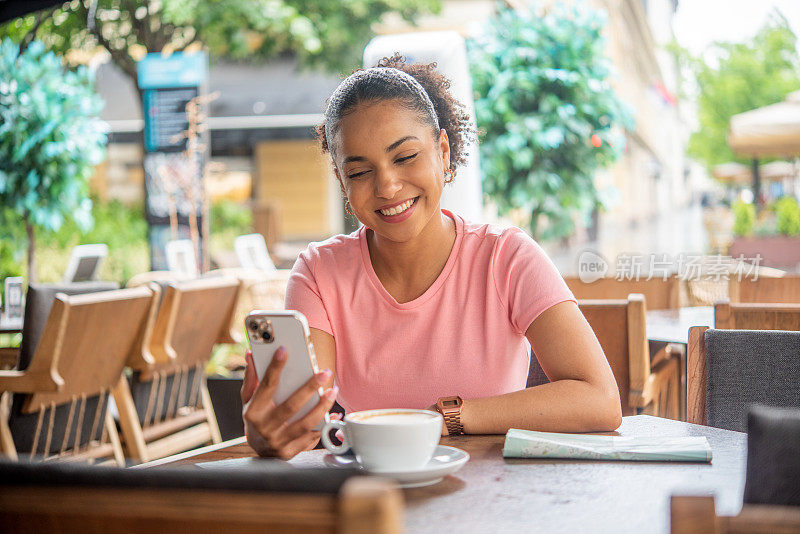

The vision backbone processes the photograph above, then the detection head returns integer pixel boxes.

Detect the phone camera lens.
[261,330,274,343]
[248,321,258,332]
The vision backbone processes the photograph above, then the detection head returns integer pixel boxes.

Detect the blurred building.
[95,0,694,250]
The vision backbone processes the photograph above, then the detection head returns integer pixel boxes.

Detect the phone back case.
[246,311,327,428]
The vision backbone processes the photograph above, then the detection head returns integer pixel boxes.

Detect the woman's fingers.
[270,369,332,424]
[240,350,258,404]
[275,431,322,460]
[277,386,338,445]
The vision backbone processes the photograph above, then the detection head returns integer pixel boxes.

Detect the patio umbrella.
[728,91,800,208]
[712,162,751,186]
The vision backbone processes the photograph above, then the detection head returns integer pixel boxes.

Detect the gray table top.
[646,306,715,344]
[288,415,746,534]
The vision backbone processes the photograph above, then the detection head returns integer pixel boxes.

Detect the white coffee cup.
[321,408,443,471]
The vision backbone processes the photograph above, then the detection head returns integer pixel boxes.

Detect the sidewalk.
[544,203,709,276]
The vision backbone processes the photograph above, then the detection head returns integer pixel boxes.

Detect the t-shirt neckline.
[359,209,463,310]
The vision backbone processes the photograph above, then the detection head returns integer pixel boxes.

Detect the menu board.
[137,52,208,270]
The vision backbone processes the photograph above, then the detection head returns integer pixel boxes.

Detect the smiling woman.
[240,55,622,460]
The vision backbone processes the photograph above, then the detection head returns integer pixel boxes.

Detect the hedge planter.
[729,236,800,271]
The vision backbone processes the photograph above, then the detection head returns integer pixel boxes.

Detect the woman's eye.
[395,153,418,164]
[347,170,369,180]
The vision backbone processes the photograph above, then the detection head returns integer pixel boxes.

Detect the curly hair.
[315,53,474,178]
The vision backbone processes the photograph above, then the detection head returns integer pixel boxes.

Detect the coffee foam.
[350,411,439,425]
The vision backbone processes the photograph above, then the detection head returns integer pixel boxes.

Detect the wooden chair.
[729,275,800,304]
[206,267,290,344]
[529,294,682,419]
[0,281,119,371]
[670,496,800,534]
[0,287,155,464]
[687,327,800,431]
[564,275,681,310]
[714,300,800,330]
[0,460,403,534]
[112,276,241,463]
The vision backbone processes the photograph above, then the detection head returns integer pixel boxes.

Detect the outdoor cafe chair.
[714,300,800,331]
[0,286,155,464]
[529,294,682,419]
[0,281,119,371]
[112,276,240,463]
[563,275,681,310]
[670,405,800,533]
[687,327,800,432]
[0,458,402,534]
[729,274,800,304]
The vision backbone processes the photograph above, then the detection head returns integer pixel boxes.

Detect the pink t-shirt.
[285,210,575,413]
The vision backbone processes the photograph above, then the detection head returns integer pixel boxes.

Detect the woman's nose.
[374,168,403,199]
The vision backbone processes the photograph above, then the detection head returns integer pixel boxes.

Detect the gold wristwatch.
[436,395,464,435]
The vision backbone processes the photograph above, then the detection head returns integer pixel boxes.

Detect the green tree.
[469,2,632,241]
[681,12,800,170]
[0,39,107,281]
[0,0,440,93]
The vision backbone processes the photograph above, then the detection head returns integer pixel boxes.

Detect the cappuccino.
[321,408,443,471]
[352,412,439,425]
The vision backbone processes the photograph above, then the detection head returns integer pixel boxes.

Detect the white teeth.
[380,198,414,216]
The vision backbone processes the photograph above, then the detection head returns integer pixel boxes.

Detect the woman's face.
[330,99,450,244]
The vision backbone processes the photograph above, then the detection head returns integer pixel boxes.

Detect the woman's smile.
[376,196,419,222]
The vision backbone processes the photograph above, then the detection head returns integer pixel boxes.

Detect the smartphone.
[245,310,329,430]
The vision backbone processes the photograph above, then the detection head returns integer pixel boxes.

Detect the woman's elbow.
[596,385,623,431]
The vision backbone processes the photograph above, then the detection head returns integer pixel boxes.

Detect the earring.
[444,170,454,184]
[344,199,355,216]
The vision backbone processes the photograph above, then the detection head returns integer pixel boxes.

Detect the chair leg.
[111,377,149,463]
[0,392,17,461]
[200,381,222,444]
[105,411,126,466]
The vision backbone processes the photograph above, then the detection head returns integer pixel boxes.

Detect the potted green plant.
[0,39,106,282]
[729,196,800,270]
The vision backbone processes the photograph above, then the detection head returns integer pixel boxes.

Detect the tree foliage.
[0,0,440,84]
[469,1,632,241]
[0,38,106,280]
[680,12,800,170]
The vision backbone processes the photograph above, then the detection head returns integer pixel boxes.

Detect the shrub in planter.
[775,196,800,236]
[733,200,756,237]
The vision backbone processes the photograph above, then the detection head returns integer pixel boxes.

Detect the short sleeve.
[491,228,576,334]
[285,251,334,336]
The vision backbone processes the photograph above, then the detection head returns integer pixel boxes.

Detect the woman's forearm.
[460,379,622,435]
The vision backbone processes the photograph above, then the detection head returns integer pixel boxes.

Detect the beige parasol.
[729,91,800,157]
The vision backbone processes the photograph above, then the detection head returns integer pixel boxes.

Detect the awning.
[729,91,800,157]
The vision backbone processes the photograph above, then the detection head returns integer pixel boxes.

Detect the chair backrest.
[0,460,402,534]
[18,281,120,371]
[563,276,680,310]
[670,495,800,534]
[687,327,800,432]
[234,233,277,273]
[745,405,800,507]
[62,243,108,283]
[144,276,240,373]
[729,275,800,304]
[714,300,800,331]
[529,295,651,416]
[165,239,199,279]
[23,287,154,412]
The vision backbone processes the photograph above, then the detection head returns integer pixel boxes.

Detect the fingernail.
[330,412,343,420]
[335,429,344,441]
[315,369,332,384]
[275,347,287,361]
[324,386,339,400]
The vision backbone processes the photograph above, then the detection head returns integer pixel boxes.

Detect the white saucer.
[323,445,469,488]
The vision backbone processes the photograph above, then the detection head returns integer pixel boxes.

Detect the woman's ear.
[439,128,451,171]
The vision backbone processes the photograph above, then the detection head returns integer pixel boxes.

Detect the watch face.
[443,400,458,407]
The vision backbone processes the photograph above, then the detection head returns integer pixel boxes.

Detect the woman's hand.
[241,347,339,460]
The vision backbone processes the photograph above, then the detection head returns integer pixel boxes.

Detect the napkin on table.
[503,428,712,462]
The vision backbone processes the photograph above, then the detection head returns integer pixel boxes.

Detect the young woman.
[242,56,621,459]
